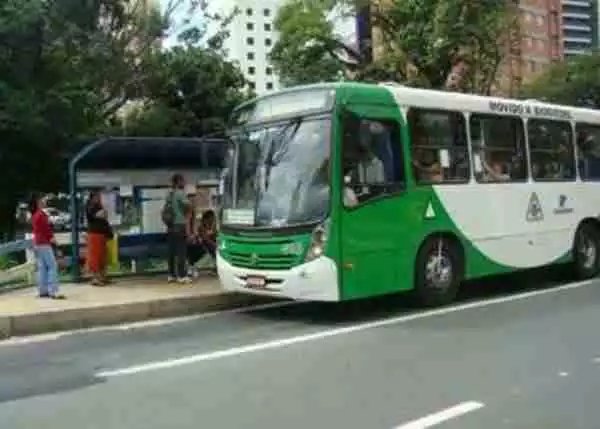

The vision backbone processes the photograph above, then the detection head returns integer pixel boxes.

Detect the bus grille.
[225,251,298,270]
[220,236,305,270]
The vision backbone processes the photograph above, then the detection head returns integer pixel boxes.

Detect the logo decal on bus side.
[424,201,436,219]
[526,192,544,222]
[553,195,573,215]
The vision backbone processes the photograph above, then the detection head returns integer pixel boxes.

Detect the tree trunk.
[0,191,19,242]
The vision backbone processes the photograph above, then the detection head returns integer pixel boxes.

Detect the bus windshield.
[222,117,331,228]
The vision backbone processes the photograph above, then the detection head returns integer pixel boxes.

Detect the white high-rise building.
[225,0,283,95]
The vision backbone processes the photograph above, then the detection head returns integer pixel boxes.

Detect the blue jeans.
[34,245,59,296]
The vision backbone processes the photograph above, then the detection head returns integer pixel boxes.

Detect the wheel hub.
[425,253,452,290]
[579,236,597,270]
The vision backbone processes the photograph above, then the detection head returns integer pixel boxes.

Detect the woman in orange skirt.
[86,191,111,286]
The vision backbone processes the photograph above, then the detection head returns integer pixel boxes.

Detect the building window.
[576,124,600,181]
[246,8,253,16]
[408,109,470,184]
[266,67,273,75]
[470,114,527,182]
[248,66,255,75]
[266,82,273,90]
[528,119,575,181]
[264,23,272,31]
[248,81,256,90]
[265,38,272,47]
[246,37,254,46]
[247,52,255,60]
[536,15,544,26]
[529,60,536,73]
[264,8,271,17]
[246,22,254,31]
[537,39,545,50]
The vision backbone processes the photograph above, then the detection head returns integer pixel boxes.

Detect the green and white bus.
[216,82,600,305]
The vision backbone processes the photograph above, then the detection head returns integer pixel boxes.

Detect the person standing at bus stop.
[163,174,192,284]
[29,193,65,299]
[86,191,112,286]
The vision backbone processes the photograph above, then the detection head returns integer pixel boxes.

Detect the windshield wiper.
[263,119,302,189]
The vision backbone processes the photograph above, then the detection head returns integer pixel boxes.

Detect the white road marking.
[96,278,597,378]
[0,300,296,347]
[592,357,600,364]
[558,371,569,377]
[393,401,485,429]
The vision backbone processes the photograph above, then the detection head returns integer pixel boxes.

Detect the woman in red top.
[29,194,65,299]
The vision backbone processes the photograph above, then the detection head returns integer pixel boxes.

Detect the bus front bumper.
[216,254,340,302]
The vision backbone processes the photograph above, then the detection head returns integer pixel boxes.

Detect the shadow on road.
[245,265,575,327]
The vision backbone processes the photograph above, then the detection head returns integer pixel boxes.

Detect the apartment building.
[224,0,282,94]
[497,0,563,95]
[561,0,598,56]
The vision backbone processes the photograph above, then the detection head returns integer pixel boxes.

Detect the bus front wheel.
[573,223,600,280]
[414,236,462,307]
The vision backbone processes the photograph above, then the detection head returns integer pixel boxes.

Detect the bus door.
[338,107,408,299]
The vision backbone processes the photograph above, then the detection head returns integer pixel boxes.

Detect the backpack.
[161,191,175,227]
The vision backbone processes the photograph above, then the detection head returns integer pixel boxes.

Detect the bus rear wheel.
[573,223,600,280]
[414,236,462,307]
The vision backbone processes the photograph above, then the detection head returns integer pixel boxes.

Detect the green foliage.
[0,0,249,238]
[270,0,345,86]
[271,0,515,93]
[0,255,17,271]
[522,53,600,108]
[120,37,251,137]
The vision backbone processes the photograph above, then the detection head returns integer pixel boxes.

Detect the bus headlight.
[305,219,329,262]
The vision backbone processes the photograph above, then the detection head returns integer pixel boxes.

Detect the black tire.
[572,223,600,280]
[413,236,462,307]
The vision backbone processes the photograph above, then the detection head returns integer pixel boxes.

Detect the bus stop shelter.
[68,137,227,281]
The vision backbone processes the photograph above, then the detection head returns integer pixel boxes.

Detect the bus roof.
[236,82,600,125]
[377,83,600,124]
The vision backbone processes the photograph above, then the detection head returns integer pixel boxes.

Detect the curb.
[0,293,273,339]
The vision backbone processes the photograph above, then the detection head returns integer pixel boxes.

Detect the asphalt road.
[0,269,599,429]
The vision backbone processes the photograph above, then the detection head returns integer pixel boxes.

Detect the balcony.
[561,12,592,19]
[562,24,592,32]
[564,48,590,55]
[562,0,592,6]
[563,36,593,44]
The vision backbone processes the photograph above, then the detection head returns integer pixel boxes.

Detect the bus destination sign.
[489,101,572,120]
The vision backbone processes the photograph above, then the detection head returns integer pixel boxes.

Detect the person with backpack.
[162,174,192,284]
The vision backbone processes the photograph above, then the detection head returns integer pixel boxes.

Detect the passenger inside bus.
[411,133,443,183]
[355,121,386,185]
[342,119,388,201]
[578,132,600,179]
[481,152,510,182]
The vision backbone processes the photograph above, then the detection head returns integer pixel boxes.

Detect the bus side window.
[408,109,470,184]
[342,114,404,207]
[470,114,527,183]
[527,119,575,181]
[576,124,600,181]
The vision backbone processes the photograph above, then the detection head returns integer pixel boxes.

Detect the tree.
[117,5,252,138]
[270,0,345,86]
[271,0,516,94]
[119,45,251,137]
[522,53,600,108]
[0,0,205,238]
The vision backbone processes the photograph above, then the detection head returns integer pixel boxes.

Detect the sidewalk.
[0,276,273,339]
